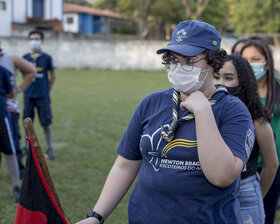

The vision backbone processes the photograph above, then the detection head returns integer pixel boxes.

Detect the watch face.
[86,210,104,223]
[87,211,94,217]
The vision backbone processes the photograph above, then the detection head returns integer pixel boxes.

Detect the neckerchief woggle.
[160,86,228,142]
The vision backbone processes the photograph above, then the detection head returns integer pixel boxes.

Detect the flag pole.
[23,118,62,209]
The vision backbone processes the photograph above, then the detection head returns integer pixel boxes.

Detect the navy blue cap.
[157,20,221,56]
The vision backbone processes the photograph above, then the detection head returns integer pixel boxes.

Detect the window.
[67,17,74,24]
[0,1,6,10]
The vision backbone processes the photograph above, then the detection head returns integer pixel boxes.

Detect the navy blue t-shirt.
[116,89,255,224]
[0,66,13,118]
[23,53,54,98]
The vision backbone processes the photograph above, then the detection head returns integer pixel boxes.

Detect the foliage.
[201,0,229,31]
[229,0,280,34]
[94,0,229,39]
[111,23,138,34]
[181,0,210,20]
[92,0,280,41]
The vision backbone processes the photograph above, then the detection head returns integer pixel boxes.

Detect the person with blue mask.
[214,54,278,224]
[241,37,280,224]
[76,20,255,224]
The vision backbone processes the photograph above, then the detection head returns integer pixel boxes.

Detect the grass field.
[0,68,279,223]
[0,68,170,223]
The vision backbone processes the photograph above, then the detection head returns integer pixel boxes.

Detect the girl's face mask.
[250,62,266,81]
[168,63,210,95]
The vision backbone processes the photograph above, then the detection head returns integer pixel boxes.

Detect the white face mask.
[29,40,42,51]
[168,63,210,95]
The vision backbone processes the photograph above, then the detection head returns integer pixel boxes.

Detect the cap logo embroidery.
[176,29,188,42]
[213,40,218,45]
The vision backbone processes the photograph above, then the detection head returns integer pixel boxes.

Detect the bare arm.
[76,155,142,224]
[255,120,278,197]
[6,90,15,98]
[180,91,243,187]
[49,70,56,90]
[13,55,36,92]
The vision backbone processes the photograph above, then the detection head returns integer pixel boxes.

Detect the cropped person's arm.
[255,121,278,197]
[49,70,56,90]
[76,155,142,224]
[13,55,36,92]
[180,91,244,187]
[6,90,15,98]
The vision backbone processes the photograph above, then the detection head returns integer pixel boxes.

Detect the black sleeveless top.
[241,140,259,179]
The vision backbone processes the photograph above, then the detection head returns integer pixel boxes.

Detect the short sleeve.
[219,98,255,167]
[116,100,145,161]
[47,56,55,71]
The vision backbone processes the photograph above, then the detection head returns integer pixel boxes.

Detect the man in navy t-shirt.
[23,30,56,160]
[0,65,21,201]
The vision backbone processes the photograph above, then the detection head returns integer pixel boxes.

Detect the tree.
[93,0,229,39]
[229,0,280,45]
[150,0,185,39]
[95,0,158,38]
[201,0,229,31]
[181,0,210,20]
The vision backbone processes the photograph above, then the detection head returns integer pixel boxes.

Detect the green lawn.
[0,68,279,223]
[0,68,170,223]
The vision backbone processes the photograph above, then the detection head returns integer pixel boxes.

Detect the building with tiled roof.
[0,0,63,37]
[63,3,137,38]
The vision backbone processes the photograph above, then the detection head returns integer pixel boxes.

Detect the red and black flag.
[15,118,69,224]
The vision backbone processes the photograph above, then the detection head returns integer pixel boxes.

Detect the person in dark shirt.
[0,46,36,178]
[77,20,255,224]
[23,30,56,160]
[0,65,21,201]
[214,54,278,224]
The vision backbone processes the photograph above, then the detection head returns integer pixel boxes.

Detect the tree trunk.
[273,33,279,46]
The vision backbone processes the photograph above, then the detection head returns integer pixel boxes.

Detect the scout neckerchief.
[160,86,227,142]
[30,51,42,66]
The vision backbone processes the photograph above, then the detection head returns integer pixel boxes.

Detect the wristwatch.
[87,211,105,223]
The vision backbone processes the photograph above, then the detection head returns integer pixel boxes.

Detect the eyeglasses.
[165,54,206,72]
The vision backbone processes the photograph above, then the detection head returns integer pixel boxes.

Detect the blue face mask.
[250,62,266,80]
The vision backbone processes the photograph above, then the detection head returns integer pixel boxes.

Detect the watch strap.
[87,211,105,223]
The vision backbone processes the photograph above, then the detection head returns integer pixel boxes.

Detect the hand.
[180,91,211,114]
[76,217,100,224]
[15,86,22,93]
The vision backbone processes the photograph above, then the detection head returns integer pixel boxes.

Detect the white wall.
[63,13,79,33]
[1,38,279,71]
[45,0,63,20]
[0,0,12,36]
[13,0,27,23]
[13,0,63,23]
[52,0,63,20]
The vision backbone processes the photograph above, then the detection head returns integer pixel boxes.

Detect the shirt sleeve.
[219,98,255,167]
[116,99,146,160]
[47,56,55,71]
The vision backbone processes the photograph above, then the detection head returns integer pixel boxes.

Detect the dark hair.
[161,49,227,73]
[231,38,248,54]
[240,36,280,115]
[225,54,271,122]
[28,30,44,40]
